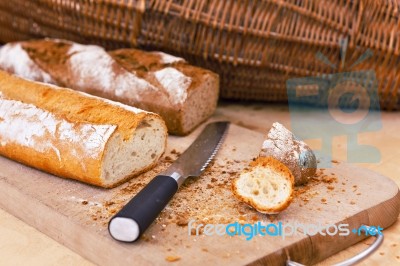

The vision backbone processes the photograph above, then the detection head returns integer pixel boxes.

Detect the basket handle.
[287,225,384,266]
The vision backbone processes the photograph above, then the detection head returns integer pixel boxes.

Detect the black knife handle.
[108,175,178,242]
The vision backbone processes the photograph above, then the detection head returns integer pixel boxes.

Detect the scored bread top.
[19,39,167,106]
[109,49,215,105]
[0,70,156,141]
[18,39,208,108]
[0,38,219,135]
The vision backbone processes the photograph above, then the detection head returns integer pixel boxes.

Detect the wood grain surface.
[0,103,399,265]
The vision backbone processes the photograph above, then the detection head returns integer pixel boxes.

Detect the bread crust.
[0,39,219,135]
[260,122,317,185]
[232,157,294,214]
[0,71,167,187]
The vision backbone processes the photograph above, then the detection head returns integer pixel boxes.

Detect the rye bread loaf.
[0,39,219,135]
[0,70,167,188]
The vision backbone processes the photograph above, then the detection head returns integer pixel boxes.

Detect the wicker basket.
[0,0,399,110]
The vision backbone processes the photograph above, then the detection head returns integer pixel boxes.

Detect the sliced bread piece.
[232,157,294,214]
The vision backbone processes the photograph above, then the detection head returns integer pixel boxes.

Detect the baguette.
[0,70,167,188]
[232,157,294,214]
[0,39,219,135]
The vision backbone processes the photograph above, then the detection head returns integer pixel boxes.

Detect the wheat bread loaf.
[232,157,294,214]
[0,39,219,135]
[0,70,167,188]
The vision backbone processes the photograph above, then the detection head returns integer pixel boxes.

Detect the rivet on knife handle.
[108,121,230,242]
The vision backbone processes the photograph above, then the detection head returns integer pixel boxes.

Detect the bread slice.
[0,71,167,188]
[0,39,219,135]
[232,157,294,214]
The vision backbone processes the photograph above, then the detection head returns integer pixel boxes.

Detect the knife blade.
[108,121,230,242]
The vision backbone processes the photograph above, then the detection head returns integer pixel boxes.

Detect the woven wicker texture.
[0,0,399,109]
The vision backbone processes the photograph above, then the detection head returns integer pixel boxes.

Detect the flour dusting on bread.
[0,71,167,188]
[154,67,191,105]
[0,43,54,83]
[0,38,220,135]
[68,44,158,101]
[260,122,317,185]
[152,52,185,64]
[0,96,116,161]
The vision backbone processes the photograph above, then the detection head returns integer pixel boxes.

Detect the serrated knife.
[108,121,230,242]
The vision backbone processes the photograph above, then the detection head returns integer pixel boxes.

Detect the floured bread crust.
[260,122,317,185]
[0,39,219,135]
[0,71,167,188]
[232,157,294,214]
[109,48,219,135]
[0,43,55,84]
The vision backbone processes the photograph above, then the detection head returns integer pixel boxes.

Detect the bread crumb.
[176,213,189,226]
[391,243,397,247]
[350,200,356,205]
[104,201,115,207]
[165,256,181,262]
[165,156,173,162]
[321,175,337,184]
[202,248,208,252]
[331,160,339,163]
[321,198,327,203]
[327,185,334,190]
[81,200,88,205]
[379,252,384,256]
[171,149,179,154]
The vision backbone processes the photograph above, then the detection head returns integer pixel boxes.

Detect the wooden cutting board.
[0,123,399,265]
